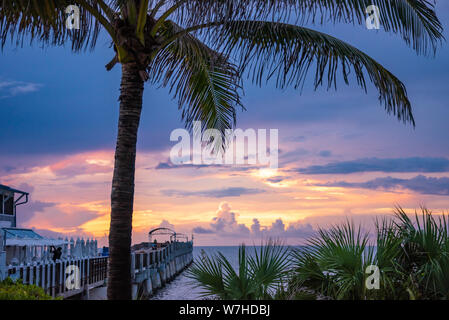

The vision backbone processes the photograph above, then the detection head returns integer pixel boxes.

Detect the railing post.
[140,254,144,271]
[63,238,68,259]
[87,257,90,285]
[94,240,98,257]
[22,264,27,285]
[0,228,6,281]
[40,263,46,291]
[59,260,64,294]
[51,261,56,297]
[28,263,33,285]
[80,238,85,257]
[130,253,135,279]
[46,261,51,293]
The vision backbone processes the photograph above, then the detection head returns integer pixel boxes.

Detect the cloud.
[283,135,306,143]
[318,150,332,158]
[250,218,316,238]
[154,161,258,172]
[31,228,66,239]
[192,226,215,234]
[6,183,56,225]
[20,195,101,230]
[155,162,225,170]
[322,175,449,196]
[193,202,316,239]
[31,227,95,240]
[158,219,175,230]
[266,176,286,183]
[278,147,310,167]
[297,157,449,174]
[193,202,250,236]
[49,154,112,178]
[280,148,309,160]
[0,80,42,98]
[17,200,57,225]
[162,187,265,198]
[155,162,174,169]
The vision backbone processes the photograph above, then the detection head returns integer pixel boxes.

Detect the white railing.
[6,256,108,298]
[131,241,193,276]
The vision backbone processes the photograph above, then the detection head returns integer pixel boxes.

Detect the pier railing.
[131,241,193,274]
[6,256,108,298]
[8,257,108,297]
[130,241,194,298]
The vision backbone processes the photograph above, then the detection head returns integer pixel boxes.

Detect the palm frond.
[149,20,243,145]
[207,20,415,125]
[373,216,408,299]
[291,220,372,299]
[248,240,290,298]
[218,246,257,299]
[164,0,443,55]
[188,241,290,300]
[394,206,449,298]
[186,251,228,299]
[0,0,106,51]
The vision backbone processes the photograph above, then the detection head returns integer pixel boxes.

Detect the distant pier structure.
[130,227,193,299]
[0,184,193,299]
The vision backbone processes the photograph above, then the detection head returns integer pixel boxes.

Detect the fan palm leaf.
[187,242,290,300]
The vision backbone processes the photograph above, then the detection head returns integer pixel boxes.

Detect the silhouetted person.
[50,246,62,262]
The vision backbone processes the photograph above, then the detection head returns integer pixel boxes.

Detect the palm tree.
[187,241,290,299]
[0,1,443,299]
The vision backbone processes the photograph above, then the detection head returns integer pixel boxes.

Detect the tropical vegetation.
[0,1,443,299]
[187,241,290,299]
[289,207,449,300]
[190,207,449,300]
[0,278,58,300]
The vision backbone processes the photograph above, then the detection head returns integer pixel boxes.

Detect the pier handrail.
[5,256,108,298]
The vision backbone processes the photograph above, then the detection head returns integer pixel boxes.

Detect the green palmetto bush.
[0,278,59,300]
[289,207,449,300]
[187,241,290,300]
[394,207,449,299]
[289,221,374,299]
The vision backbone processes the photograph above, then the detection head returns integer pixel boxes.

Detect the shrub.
[0,277,58,300]
[289,207,449,300]
[187,240,290,300]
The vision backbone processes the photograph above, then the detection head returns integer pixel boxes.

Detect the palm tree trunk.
[107,63,144,300]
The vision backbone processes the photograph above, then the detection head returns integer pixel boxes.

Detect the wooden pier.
[130,241,194,299]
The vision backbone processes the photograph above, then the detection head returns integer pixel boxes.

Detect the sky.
[1,3,449,246]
